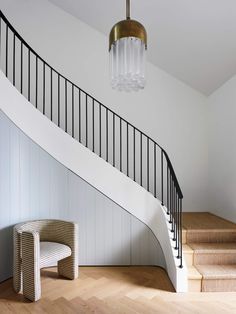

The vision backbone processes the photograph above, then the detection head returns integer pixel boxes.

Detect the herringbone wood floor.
[1,266,236,313]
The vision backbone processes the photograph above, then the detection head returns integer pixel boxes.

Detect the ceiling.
[48,0,236,95]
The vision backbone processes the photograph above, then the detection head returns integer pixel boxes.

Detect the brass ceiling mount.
[109,19,147,51]
[109,0,147,51]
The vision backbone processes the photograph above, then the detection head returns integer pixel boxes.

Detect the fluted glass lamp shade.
[109,0,147,92]
[110,37,146,92]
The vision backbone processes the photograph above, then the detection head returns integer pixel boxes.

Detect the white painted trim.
[0,71,187,291]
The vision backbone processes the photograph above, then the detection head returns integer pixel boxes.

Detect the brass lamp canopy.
[109,19,147,51]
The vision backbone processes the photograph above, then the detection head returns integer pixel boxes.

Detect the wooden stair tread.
[183,228,236,234]
[183,212,236,231]
[195,265,236,280]
[189,242,236,253]
[185,229,236,233]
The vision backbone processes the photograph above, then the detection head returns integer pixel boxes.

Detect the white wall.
[0,0,209,212]
[0,110,165,282]
[208,75,236,223]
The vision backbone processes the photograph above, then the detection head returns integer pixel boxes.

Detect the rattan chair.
[13,219,78,302]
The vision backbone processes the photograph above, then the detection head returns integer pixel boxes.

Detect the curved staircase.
[0,10,187,291]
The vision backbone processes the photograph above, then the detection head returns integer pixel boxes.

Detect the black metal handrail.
[0,10,183,267]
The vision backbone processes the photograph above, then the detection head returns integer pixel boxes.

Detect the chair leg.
[58,256,78,280]
[22,231,41,302]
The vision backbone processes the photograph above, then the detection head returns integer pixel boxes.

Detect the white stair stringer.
[0,70,187,292]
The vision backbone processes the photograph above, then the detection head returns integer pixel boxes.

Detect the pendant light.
[109,0,147,92]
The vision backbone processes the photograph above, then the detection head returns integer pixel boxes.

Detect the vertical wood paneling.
[0,111,165,282]
[29,142,40,220]
[9,123,20,225]
[19,134,30,221]
[0,113,11,281]
[102,196,113,264]
[85,183,96,264]
[95,193,105,265]
[51,158,68,220]
[38,149,51,219]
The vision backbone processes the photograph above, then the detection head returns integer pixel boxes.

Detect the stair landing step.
[183,212,236,231]
[183,212,236,243]
[195,265,236,280]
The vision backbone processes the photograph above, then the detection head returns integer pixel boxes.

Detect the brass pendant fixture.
[109,0,147,92]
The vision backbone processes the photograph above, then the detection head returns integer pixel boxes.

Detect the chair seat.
[40,241,72,268]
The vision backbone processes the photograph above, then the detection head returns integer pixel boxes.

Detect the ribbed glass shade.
[110,37,146,92]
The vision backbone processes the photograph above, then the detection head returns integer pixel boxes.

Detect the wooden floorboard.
[0,266,236,313]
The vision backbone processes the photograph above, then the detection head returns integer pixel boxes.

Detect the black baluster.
[35,56,38,108]
[177,197,181,258]
[167,167,169,214]
[79,89,81,143]
[13,34,15,86]
[106,109,108,161]
[28,49,30,101]
[113,114,115,166]
[175,190,178,249]
[127,123,129,176]
[72,84,74,138]
[175,193,179,250]
[147,138,149,191]
[99,103,101,157]
[43,62,45,114]
[20,42,23,94]
[173,186,176,240]
[179,198,183,268]
[177,196,180,260]
[65,79,67,132]
[50,68,53,121]
[92,99,95,152]
[161,150,164,205]
[5,25,8,77]
[171,180,174,232]
[86,94,88,147]
[169,176,173,224]
[154,143,156,198]
[0,17,1,64]
[58,75,60,127]
[133,127,135,181]
[140,133,142,186]
[120,118,122,171]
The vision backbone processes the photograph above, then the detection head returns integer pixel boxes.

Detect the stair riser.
[186,232,236,243]
[182,230,187,244]
[202,279,236,292]
[194,253,236,265]
[188,279,201,292]
[183,253,193,266]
